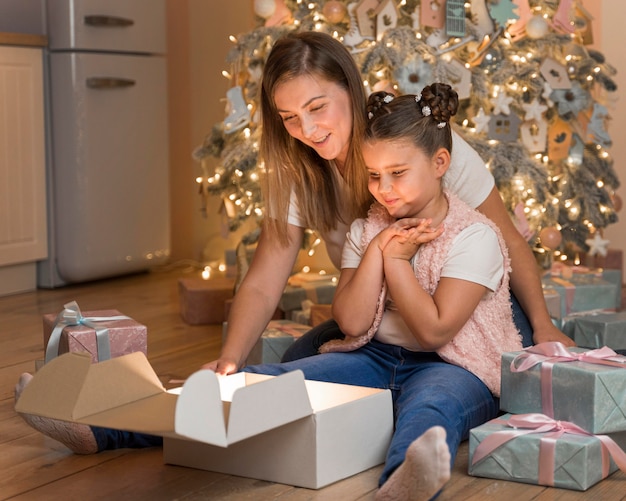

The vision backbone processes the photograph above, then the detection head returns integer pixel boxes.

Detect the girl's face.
[273,74,353,166]
[363,139,449,220]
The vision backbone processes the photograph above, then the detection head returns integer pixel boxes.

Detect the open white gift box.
[15,352,393,489]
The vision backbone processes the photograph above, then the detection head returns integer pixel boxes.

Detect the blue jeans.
[244,339,498,486]
[282,292,534,362]
[92,427,163,450]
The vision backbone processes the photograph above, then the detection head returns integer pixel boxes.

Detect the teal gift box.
[245,320,311,365]
[562,311,626,350]
[278,280,337,313]
[541,269,621,327]
[500,344,626,434]
[469,413,622,491]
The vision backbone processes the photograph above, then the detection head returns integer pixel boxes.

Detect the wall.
[596,1,626,258]
[166,0,255,264]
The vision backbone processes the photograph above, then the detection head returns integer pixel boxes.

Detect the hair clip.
[415,93,422,103]
[437,122,446,129]
[422,105,432,117]
[368,111,374,119]
[383,94,394,104]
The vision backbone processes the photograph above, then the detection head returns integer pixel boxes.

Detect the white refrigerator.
[38,0,170,287]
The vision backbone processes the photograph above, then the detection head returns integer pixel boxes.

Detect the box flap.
[175,369,313,447]
[15,351,165,421]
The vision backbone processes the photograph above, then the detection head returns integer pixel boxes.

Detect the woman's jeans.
[244,340,498,485]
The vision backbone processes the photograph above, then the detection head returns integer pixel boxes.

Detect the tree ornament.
[253,0,276,19]
[585,232,610,257]
[322,1,347,24]
[539,226,562,250]
[525,15,549,39]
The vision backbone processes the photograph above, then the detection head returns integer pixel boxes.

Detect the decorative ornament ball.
[322,0,347,24]
[254,0,276,19]
[526,15,549,39]
[612,193,623,212]
[479,48,500,71]
[539,226,562,250]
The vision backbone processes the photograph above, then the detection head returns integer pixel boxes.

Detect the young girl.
[239,83,524,500]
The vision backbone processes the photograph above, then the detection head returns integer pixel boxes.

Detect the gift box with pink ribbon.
[541,267,621,327]
[500,343,626,434]
[469,413,626,491]
[43,301,147,364]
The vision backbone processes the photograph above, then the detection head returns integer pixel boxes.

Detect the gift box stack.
[40,301,147,368]
[468,342,626,491]
[279,272,338,326]
[541,264,622,330]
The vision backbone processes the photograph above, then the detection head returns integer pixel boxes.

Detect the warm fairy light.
[222,70,231,79]
[597,180,605,188]
[201,266,211,280]
[195,176,203,184]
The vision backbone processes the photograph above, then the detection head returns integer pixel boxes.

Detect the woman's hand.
[202,357,239,375]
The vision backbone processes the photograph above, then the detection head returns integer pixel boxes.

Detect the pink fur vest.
[320,192,522,396]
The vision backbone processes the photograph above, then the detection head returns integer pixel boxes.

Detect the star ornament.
[491,91,514,115]
[522,98,548,122]
[585,232,610,257]
[473,107,491,134]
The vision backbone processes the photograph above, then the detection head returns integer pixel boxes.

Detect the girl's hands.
[381,218,443,261]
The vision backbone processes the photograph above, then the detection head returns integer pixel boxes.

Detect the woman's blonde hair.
[260,31,372,245]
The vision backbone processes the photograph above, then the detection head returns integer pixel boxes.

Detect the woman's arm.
[204,223,304,374]
[476,187,576,346]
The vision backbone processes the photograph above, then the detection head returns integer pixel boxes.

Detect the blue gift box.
[500,345,626,434]
[469,413,622,491]
[541,269,621,327]
[562,311,626,350]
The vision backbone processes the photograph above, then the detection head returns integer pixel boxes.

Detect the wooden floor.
[1,268,625,500]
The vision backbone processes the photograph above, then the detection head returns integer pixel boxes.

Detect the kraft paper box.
[541,270,621,326]
[469,414,620,491]
[223,319,311,365]
[178,277,235,325]
[15,352,394,490]
[562,311,626,350]
[500,346,626,434]
[43,306,147,364]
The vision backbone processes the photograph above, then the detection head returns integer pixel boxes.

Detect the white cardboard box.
[16,352,393,489]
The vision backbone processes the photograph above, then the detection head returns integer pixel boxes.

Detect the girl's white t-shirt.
[341,219,505,351]
[287,130,495,270]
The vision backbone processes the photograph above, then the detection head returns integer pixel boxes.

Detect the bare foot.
[376,426,451,501]
[15,373,98,454]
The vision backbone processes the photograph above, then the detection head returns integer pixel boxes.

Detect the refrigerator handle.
[84,15,135,28]
[86,77,136,89]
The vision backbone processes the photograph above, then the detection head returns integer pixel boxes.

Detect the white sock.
[15,373,98,454]
[376,426,451,501]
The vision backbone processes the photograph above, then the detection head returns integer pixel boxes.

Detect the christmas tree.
[193,0,619,263]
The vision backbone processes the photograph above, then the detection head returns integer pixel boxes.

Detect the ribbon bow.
[44,301,130,363]
[510,342,626,417]
[472,413,626,487]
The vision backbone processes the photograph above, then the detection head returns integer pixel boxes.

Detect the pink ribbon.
[510,342,626,417]
[472,413,626,487]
